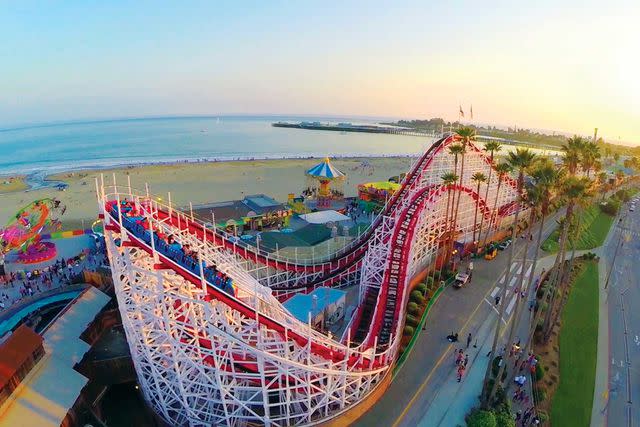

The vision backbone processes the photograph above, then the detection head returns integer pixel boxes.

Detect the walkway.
[355,210,563,426]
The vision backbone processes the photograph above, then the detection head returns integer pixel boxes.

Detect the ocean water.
[0,116,431,175]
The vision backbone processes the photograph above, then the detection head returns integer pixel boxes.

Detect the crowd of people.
[113,200,235,296]
[0,250,107,312]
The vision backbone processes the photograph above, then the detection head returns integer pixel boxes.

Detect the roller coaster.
[99,134,523,426]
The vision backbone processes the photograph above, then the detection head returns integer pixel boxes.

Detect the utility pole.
[593,127,599,143]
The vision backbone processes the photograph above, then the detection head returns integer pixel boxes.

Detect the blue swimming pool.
[0,289,82,337]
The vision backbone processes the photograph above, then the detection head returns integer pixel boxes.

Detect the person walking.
[463,354,469,367]
[466,332,472,349]
[456,364,465,382]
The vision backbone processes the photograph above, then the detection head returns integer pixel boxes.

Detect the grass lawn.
[550,261,599,427]
[541,205,614,253]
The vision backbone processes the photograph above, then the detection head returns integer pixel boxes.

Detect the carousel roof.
[306,157,345,180]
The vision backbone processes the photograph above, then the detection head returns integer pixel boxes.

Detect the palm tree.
[440,172,459,276]
[482,162,512,248]
[478,162,512,407]
[471,172,488,246]
[510,160,563,386]
[452,127,476,255]
[447,143,465,261]
[484,149,537,404]
[581,140,601,178]
[541,176,591,341]
[597,171,608,200]
[478,141,502,250]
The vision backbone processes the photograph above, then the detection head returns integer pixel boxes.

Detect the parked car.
[453,272,470,288]
[485,248,498,260]
[498,239,512,250]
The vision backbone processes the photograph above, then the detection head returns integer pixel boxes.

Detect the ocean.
[0,116,431,176]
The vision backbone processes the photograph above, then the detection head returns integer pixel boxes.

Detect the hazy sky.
[2,1,638,143]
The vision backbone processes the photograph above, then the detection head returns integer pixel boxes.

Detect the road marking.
[490,287,500,298]
[392,212,563,427]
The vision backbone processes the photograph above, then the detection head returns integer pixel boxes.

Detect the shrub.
[407,302,419,315]
[415,283,428,294]
[535,360,545,381]
[491,357,508,381]
[432,270,440,280]
[405,314,419,327]
[410,290,425,304]
[403,326,414,336]
[466,409,497,427]
[537,410,549,423]
[495,412,515,427]
[533,386,547,402]
[426,276,434,286]
[599,198,620,216]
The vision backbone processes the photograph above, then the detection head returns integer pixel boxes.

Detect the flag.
[459,105,464,118]
[470,105,474,120]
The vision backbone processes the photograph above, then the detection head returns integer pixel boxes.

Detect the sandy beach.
[0,157,414,230]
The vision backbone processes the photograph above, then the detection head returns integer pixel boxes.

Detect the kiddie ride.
[0,199,66,264]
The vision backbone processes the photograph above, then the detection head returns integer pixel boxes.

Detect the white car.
[453,273,471,288]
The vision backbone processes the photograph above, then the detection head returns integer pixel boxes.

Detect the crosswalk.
[485,261,533,318]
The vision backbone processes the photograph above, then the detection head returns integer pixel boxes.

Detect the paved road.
[602,206,640,427]
[354,211,562,427]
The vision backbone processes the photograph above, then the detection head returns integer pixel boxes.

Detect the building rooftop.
[283,287,346,323]
[0,286,110,427]
[0,324,43,390]
[194,194,286,223]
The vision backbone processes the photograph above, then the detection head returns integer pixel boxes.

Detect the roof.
[299,210,351,224]
[360,181,401,191]
[283,287,346,322]
[194,194,286,223]
[0,286,110,427]
[306,158,345,179]
[0,325,43,389]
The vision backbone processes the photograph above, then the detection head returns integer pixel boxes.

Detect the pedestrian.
[457,364,465,382]
[515,410,522,421]
[463,354,469,367]
[466,332,472,349]
[456,349,464,366]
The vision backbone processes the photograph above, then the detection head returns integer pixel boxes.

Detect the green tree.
[484,149,537,405]
[440,172,459,275]
[471,172,488,246]
[478,141,502,251]
[481,162,512,248]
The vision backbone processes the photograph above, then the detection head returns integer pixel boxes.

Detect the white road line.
[490,287,500,298]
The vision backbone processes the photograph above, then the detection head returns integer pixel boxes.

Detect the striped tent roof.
[306,157,345,180]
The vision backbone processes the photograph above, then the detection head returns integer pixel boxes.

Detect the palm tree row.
[541,136,596,341]
[481,148,538,406]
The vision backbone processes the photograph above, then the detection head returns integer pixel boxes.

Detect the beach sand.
[0,157,414,230]
[0,175,27,194]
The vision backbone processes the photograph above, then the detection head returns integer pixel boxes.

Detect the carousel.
[304,157,346,209]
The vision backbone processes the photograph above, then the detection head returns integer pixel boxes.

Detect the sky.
[1,0,639,144]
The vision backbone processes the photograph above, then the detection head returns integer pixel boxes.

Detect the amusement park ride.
[98,134,523,426]
[0,199,66,265]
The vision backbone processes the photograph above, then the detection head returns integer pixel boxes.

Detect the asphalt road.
[604,205,640,427]
[354,211,562,427]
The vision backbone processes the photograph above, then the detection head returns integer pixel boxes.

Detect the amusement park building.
[99,134,524,426]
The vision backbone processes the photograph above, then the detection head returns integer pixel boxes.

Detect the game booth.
[357,181,401,212]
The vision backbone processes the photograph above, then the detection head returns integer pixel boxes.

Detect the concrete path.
[354,210,563,427]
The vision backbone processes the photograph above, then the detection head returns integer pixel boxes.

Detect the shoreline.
[1,153,420,193]
[0,156,416,231]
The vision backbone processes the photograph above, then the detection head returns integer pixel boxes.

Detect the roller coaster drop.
[99,134,523,426]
